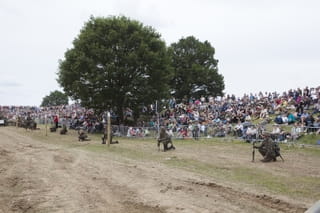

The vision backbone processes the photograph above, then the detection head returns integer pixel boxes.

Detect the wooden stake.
[107,112,111,146]
[45,115,48,136]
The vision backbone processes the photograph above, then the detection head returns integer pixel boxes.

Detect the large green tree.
[168,36,224,100]
[58,16,171,123]
[41,90,69,107]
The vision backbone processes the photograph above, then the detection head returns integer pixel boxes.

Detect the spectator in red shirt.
[53,115,59,129]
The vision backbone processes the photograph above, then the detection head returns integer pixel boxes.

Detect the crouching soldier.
[78,128,89,141]
[254,132,283,162]
[157,127,175,152]
[60,125,68,135]
[101,131,119,144]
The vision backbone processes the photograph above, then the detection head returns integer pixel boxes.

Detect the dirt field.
[0,127,319,213]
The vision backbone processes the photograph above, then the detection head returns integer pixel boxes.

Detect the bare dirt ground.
[0,127,318,213]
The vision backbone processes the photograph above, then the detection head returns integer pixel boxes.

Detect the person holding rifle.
[253,131,284,162]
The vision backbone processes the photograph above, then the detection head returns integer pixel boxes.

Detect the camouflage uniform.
[192,123,200,140]
[21,115,36,130]
[158,128,175,151]
[78,129,88,141]
[60,125,67,135]
[101,131,118,144]
[254,134,277,162]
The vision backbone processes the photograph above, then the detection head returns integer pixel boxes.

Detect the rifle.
[274,142,285,162]
[279,153,284,162]
[252,141,256,162]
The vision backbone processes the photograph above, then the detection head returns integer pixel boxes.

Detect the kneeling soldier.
[254,132,281,162]
[78,129,88,141]
[158,127,175,152]
[101,131,119,144]
[60,125,68,135]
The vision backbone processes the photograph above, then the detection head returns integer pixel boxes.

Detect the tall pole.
[156,100,160,137]
[45,114,48,136]
[16,116,18,128]
[107,112,111,146]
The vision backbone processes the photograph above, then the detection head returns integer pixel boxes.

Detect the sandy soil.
[0,127,316,213]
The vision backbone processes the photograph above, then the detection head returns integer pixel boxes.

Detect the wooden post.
[107,112,111,146]
[156,100,160,138]
[45,114,48,136]
[102,122,107,144]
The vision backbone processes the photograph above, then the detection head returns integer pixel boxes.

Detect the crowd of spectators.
[1,86,320,142]
[0,104,105,133]
[151,86,320,141]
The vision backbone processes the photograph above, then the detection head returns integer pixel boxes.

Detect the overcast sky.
[0,0,319,106]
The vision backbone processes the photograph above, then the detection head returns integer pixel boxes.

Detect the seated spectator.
[143,128,150,137]
[245,125,257,142]
[311,116,320,133]
[312,100,320,114]
[177,126,188,139]
[300,112,309,125]
[281,113,288,124]
[215,124,226,137]
[200,122,207,137]
[244,114,252,122]
[224,122,233,135]
[305,115,315,133]
[274,115,283,124]
[290,122,303,140]
[135,128,144,137]
[127,127,136,137]
[259,107,268,119]
[234,121,243,137]
[287,112,296,124]
[271,124,281,141]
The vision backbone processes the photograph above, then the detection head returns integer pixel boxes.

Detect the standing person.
[53,115,59,129]
[192,121,200,140]
[25,112,33,129]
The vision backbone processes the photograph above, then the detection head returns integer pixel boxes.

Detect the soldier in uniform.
[101,130,119,144]
[78,128,89,141]
[254,131,278,162]
[158,127,175,151]
[25,113,33,130]
[192,121,200,140]
[22,113,37,130]
[60,125,68,135]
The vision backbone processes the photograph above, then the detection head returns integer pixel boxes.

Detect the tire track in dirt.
[0,131,53,213]
[71,155,168,213]
[0,127,168,213]
[189,180,307,213]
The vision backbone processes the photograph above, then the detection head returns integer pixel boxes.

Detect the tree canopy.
[41,90,69,107]
[168,36,224,100]
[58,16,171,123]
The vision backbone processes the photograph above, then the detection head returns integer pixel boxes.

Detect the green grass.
[298,134,320,145]
[164,157,320,199]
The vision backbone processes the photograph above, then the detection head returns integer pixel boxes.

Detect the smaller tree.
[168,36,224,100]
[41,90,69,107]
